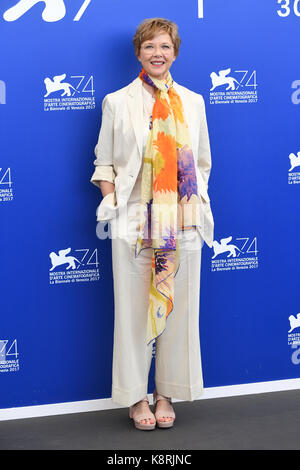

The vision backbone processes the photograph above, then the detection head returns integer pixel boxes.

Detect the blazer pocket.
[96,191,118,222]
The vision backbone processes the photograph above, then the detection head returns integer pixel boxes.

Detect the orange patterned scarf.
[135,67,201,345]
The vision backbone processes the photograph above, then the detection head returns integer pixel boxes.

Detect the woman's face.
[137,32,176,80]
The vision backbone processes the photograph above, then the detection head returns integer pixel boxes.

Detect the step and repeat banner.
[0,0,299,411]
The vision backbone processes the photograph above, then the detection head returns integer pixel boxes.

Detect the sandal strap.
[153,390,172,403]
[133,395,149,405]
[154,398,175,419]
[153,389,175,419]
[155,394,171,402]
[131,398,155,422]
[140,397,149,404]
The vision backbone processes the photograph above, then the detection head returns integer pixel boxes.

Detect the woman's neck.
[142,81,156,98]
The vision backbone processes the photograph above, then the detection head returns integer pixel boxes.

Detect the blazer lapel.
[127,77,144,161]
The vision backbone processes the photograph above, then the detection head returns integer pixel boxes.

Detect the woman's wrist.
[99,180,115,197]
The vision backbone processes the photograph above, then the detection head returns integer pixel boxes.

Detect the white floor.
[1,377,300,421]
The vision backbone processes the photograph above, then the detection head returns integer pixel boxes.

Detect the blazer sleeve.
[198,95,212,190]
[90,95,116,189]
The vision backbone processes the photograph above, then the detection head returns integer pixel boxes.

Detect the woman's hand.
[99,180,115,198]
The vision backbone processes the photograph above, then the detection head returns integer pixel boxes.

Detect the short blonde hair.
[133,17,181,58]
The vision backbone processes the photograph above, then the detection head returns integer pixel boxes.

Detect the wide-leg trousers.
[109,200,205,408]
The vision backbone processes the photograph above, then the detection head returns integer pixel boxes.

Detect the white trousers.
[109,202,205,407]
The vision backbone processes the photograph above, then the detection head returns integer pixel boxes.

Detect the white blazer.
[90,76,214,247]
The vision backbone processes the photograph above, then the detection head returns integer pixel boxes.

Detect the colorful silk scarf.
[135,67,201,346]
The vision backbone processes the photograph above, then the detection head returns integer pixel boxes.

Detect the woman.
[90,18,214,431]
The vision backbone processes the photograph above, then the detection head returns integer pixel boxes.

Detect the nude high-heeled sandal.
[129,395,156,431]
[153,388,176,428]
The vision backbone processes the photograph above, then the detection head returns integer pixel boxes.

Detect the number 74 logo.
[0,340,18,360]
[3,0,91,22]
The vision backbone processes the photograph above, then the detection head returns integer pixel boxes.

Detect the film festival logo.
[49,247,100,284]
[209,68,258,105]
[2,0,91,22]
[288,150,300,185]
[211,236,259,272]
[0,340,19,374]
[0,167,14,202]
[288,313,300,365]
[43,73,96,112]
